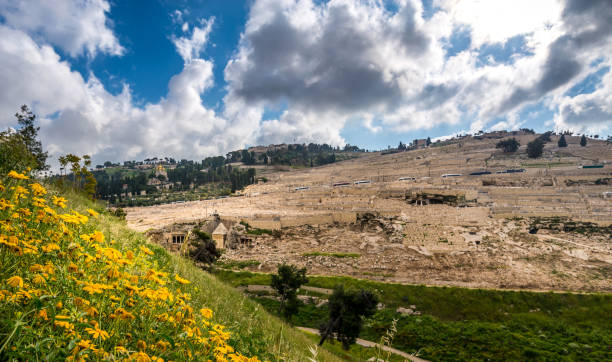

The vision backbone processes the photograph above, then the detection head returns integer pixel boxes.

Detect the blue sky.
[0,0,610,164]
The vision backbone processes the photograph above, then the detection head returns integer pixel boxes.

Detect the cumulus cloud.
[0,0,123,57]
[225,0,611,141]
[1,0,611,169]
[0,13,251,167]
[172,17,215,62]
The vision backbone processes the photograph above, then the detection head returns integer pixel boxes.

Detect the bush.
[580,135,587,147]
[496,138,520,153]
[527,139,544,158]
[558,134,568,147]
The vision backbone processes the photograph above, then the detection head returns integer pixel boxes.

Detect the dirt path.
[296,327,428,362]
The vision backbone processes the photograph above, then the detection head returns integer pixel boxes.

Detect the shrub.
[527,139,544,158]
[558,134,568,147]
[580,135,587,147]
[495,138,520,153]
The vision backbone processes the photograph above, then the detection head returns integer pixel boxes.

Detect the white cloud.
[437,0,563,48]
[224,0,611,143]
[172,18,215,63]
[0,15,254,167]
[1,0,610,169]
[0,0,123,57]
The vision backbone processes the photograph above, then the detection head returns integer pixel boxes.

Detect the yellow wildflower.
[86,208,99,218]
[41,243,60,253]
[200,308,213,319]
[7,170,29,180]
[30,183,47,196]
[6,275,24,288]
[174,275,190,285]
[52,195,67,208]
[32,274,46,285]
[140,245,154,256]
[85,326,109,340]
[37,309,48,320]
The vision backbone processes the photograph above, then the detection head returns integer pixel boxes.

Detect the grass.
[214,269,612,361]
[0,171,341,361]
[301,252,360,258]
[217,260,262,270]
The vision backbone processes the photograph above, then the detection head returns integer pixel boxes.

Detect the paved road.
[296,327,429,362]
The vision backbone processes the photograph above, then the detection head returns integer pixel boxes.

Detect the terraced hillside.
[127,133,612,292]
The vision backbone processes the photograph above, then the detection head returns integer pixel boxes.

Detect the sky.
[0,0,611,166]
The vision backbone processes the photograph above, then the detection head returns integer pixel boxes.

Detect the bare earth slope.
[127,134,612,292]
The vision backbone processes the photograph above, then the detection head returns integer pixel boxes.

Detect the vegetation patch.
[215,270,612,361]
[217,260,262,270]
[0,171,341,361]
[530,216,612,235]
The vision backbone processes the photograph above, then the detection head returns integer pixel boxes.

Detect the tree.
[558,134,568,147]
[318,285,378,350]
[527,139,544,158]
[0,130,38,175]
[496,138,520,153]
[538,131,552,143]
[426,137,432,146]
[580,135,587,147]
[15,105,48,170]
[397,141,406,150]
[189,230,220,266]
[270,264,308,321]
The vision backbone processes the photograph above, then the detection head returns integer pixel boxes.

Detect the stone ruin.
[146,215,254,253]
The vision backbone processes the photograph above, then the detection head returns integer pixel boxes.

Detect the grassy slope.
[215,269,612,361]
[62,190,341,362]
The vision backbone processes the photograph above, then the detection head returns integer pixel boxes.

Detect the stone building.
[212,223,228,249]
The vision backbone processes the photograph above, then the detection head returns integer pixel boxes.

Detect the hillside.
[0,170,340,361]
[127,132,612,292]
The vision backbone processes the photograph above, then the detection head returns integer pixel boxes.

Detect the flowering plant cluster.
[0,170,259,361]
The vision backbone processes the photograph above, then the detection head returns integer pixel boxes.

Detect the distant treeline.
[224,143,363,167]
[93,143,360,203]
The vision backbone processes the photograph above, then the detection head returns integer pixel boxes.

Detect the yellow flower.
[6,276,24,288]
[76,339,94,350]
[130,352,151,362]
[37,309,48,320]
[85,326,109,340]
[52,195,67,208]
[7,170,29,180]
[30,183,47,196]
[140,246,154,256]
[32,274,46,285]
[200,308,213,319]
[174,275,190,285]
[137,340,147,351]
[41,243,60,253]
[86,208,99,218]
[54,320,74,330]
